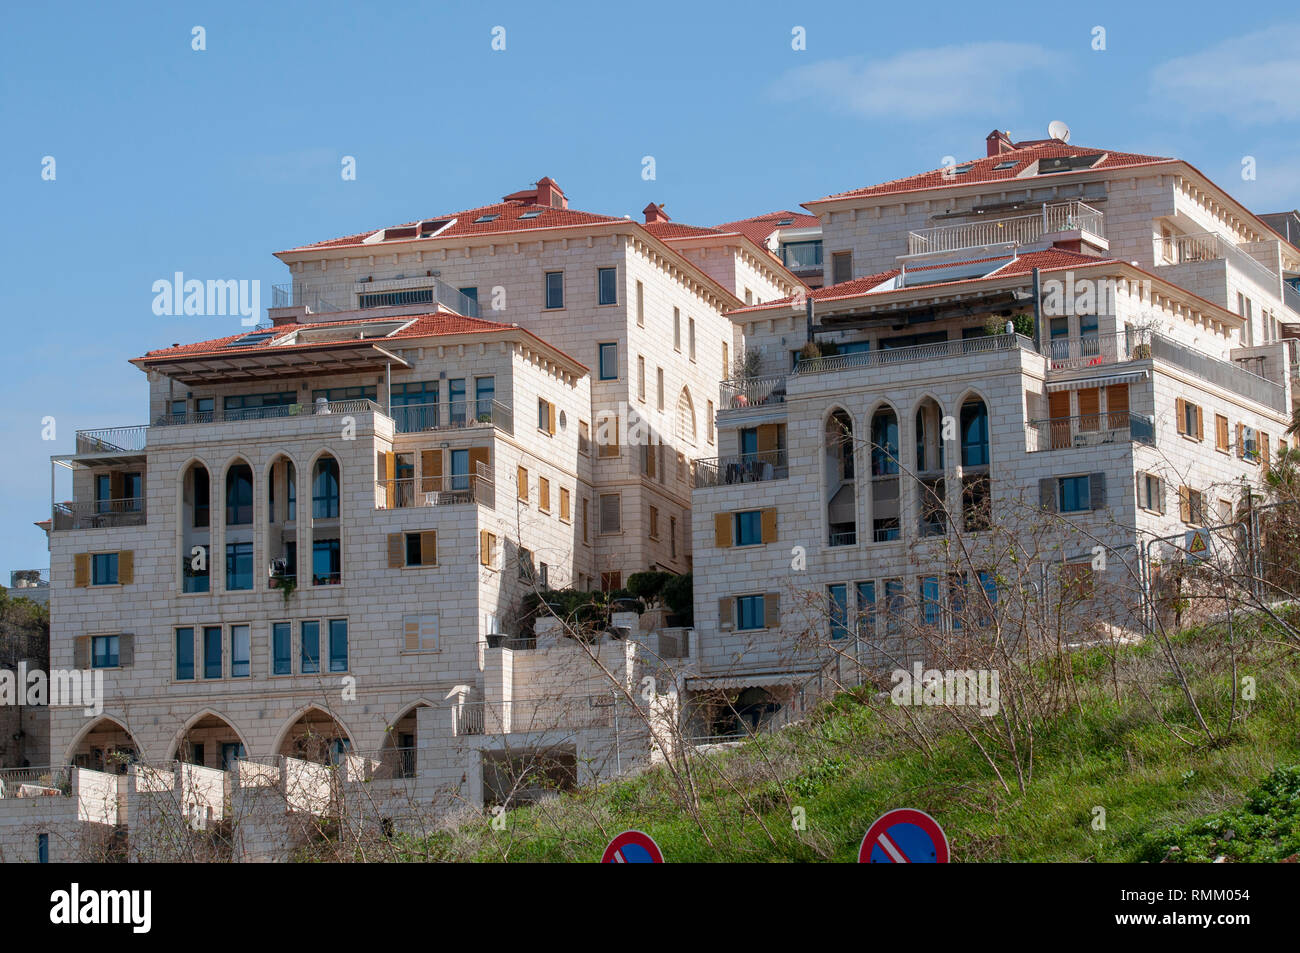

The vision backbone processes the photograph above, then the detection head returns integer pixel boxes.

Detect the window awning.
[1046,369,1149,392]
[134,341,410,385]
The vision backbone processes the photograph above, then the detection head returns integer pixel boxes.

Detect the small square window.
[1059,475,1091,513]
[91,635,119,669]
[91,552,118,586]
[545,271,564,310]
[736,595,766,631]
[598,267,618,305]
[734,510,762,546]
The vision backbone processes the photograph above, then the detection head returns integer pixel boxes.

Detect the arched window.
[225,463,253,525]
[960,399,989,467]
[870,409,899,476]
[676,387,697,444]
[313,457,340,519]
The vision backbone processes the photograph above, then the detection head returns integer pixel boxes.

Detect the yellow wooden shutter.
[717,597,732,626]
[479,531,492,567]
[1236,423,1244,458]
[1179,486,1191,522]
[714,513,731,548]
[517,466,528,501]
[1175,398,1186,435]
[761,508,778,543]
[1195,405,1204,441]
[73,636,89,669]
[74,553,90,588]
[118,550,134,585]
[560,487,571,521]
[420,530,437,565]
[547,401,557,435]
[384,451,396,507]
[387,533,404,568]
[539,478,550,512]
[421,449,442,492]
[764,592,781,628]
[404,617,420,651]
[109,471,123,501]
[1077,387,1100,421]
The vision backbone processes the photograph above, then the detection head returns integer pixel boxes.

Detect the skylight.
[519,210,543,219]
[776,218,795,226]
[474,214,500,223]
[225,331,277,348]
[953,164,975,175]
[992,160,1018,170]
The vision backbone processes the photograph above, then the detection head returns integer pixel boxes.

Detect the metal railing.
[1159,231,1292,313]
[780,242,823,271]
[376,464,494,509]
[275,277,483,318]
[795,333,1034,376]
[694,450,789,488]
[907,201,1104,256]
[829,530,857,547]
[1149,334,1286,412]
[75,426,147,455]
[718,374,787,411]
[1285,281,1300,318]
[1027,413,1156,452]
[371,747,417,780]
[153,398,381,427]
[1047,332,1143,370]
[271,283,347,313]
[52,498,146,531]
[392,399,513,435]
[0,765,72,797]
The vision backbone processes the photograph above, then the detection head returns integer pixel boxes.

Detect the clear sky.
[2,0,1298,575]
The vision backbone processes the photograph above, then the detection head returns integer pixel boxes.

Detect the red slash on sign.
[859,809,950,863]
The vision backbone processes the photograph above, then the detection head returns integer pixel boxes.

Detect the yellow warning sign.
[1188,533,1207,554]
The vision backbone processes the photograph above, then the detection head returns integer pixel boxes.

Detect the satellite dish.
[1048,120,1071,143]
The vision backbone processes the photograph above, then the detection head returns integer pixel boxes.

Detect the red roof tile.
[642,221,724,240]
[713,210,820,246]
[811,142,1172,203]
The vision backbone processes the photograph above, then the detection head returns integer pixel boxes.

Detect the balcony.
[392,399,513,436]
[1157,231,1298,319]
[1028,413,1156,452]
[796,332,1035,377]
[376,467,494,509]
[153,398,381,427]
[75,426,147,456]
[907,201,1104,257]
[1047,333,1143,370]
[694,450,789,488]
[52,498,146,531]
[452,695,616,736]
[273,276,483,318]
[718,374,787,411]
[1149,334,1286,413]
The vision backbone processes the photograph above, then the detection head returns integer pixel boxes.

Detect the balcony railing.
[1159,231,1296,317]
[907,201,1104,256]
[0,765,72,797]
[392,399,513,435]
[1027,413,1156,452]
[1047,332,1143,370]
[718,374,787,411]
[1149,334,1286,412]
[376,465,494,509]
[153,398,381,427]
[52,498,146,531]
[273,277,483,318]
[694,450,789,488]
[796,332,1034,376]
[75,426,147,455]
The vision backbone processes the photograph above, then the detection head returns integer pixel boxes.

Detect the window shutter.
[73,636,89,669]
[764,592,781,628]
[118,634,134,668]
[1195,405,1204,441]
[547,401,557,435]
[118,550,134,585]
[757,424,779,459]
[420,531,437,565]
[109,471,124,500]
[1175,398,1186,435]
[74,553,90,588]
[714,513,731,548]
[761,508,778,543]
[404,617,421,651]
[421,449,442,493]
[1156,478,1166,515]
[384,451,396,508]
[560,487,571,521]
[717,597,732,626]
[517,466,528,501]
[479,531,493,567]
[468,447,489,490]
[1261,432,1271,472]
[1179,486,1191,523]
[1135,472,1142,507]
[1089,472,1106,509]
[388,533,404,568]
[1236,422,1244,458]
[539,478,550,512]
[1038,478,1057,512]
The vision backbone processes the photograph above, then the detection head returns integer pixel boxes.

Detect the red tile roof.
[642,221,724,240]
[727,249,1117,314]
[713,210,820,246]
[134,311,584,368]
[810,141,1172,203]
[281,200,629,254]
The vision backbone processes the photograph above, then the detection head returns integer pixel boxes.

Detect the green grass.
[397,616,1300,862]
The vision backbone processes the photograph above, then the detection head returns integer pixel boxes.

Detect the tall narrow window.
[301,621,320,674]
[231,625,250,678]
[272,622,291,675]
[599,343,618,381]
[328,619,348,672]
[226,464,253,525]
[312,457,340,518]
[203,626,222,679]
[175,627,194,680]
[598,267,617,305]
[545,271,564,309]
[226,542,252,591]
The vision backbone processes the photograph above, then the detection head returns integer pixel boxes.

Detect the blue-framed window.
[736,594,766,631]
[598,267,618,305]
[871,411,899,476]
[328,619,348,673]
[960,400,989,467]
[884,579,904,634]
[37,833,49,864]
[739,427,759,462]
[95,474,112,513]
[734,510,762,546]
[391,381,439,432]
[91,635,119,669]
[312,458,340,519]
[1059,475,1091,513]
[203,626,222,679]
[474,376,495,419]
[855,581,875,636]
[448,378,467,425]
[545,271,564,309]
[598,342,618,380]
[226,542,253,591]
[175,627,194,680]
[272,622,291,675]
[223,392,294,419]
[226,464,253,525]
[921,576,942,628]
[301,621,320,674]
[230,625,250,678]
[828,584,849,640]
[450,449,470,492]
[91,552,118,586]
[312,385,376,403]
[312,539,341,585]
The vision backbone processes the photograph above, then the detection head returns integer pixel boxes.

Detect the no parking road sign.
[601,830,665,863]
[859,809,949,863]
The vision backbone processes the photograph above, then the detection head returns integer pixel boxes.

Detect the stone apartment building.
[688,130,1299,732]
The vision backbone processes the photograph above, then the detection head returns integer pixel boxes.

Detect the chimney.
[985,129,1014,157]
[642,203,671,225]
[535,176,566,209]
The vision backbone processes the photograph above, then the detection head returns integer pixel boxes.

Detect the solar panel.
[225,331,277,348]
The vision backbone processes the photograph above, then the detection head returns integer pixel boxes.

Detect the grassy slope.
[401,616,1300,862]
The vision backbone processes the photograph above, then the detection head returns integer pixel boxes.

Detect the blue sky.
[2,0,1299,575]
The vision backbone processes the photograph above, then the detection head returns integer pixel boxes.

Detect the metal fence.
[694,450,789,488]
